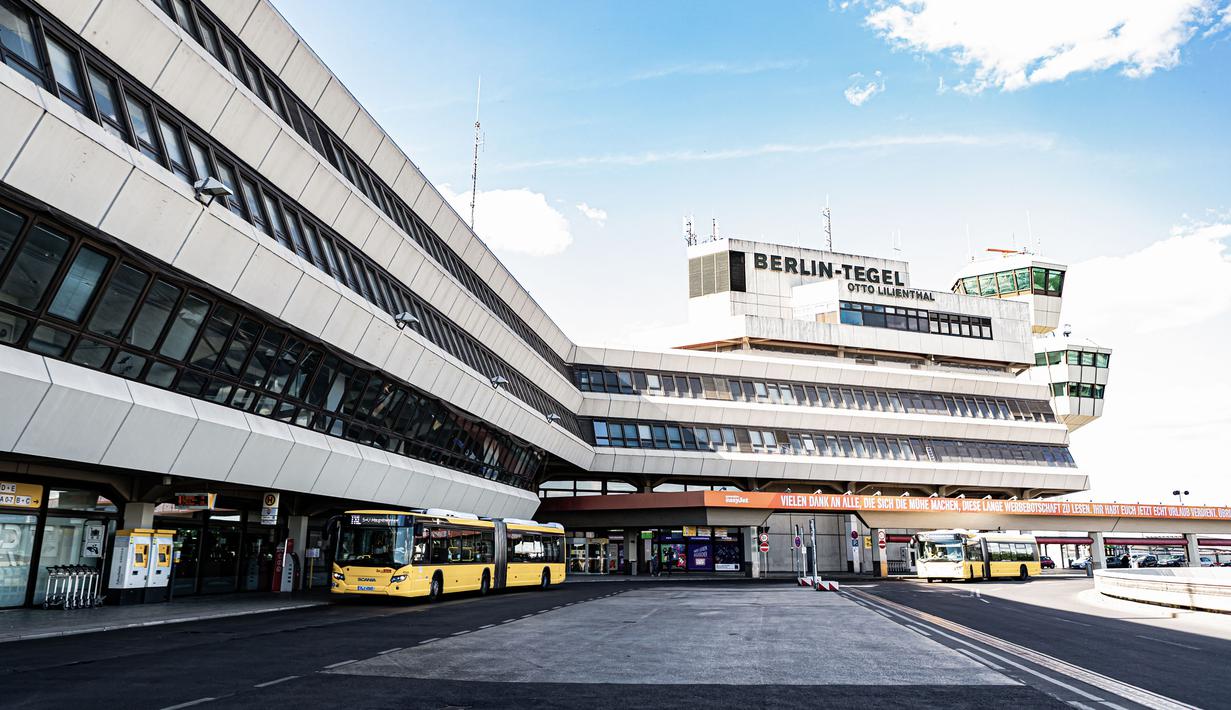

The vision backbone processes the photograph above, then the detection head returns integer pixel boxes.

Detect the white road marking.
[450,630,471,636]
[418,637,440,644]
[1056,618,1093,628]
[160,699,215,710]
[253,676,299,688]
[906,624,931,637]
[377,647,402,655]
[955,647,1004,671]
[478,624,495,629]
[322,659,356,669]
[1134,635,1201,651]
[848,590,1198,710]
[501,619,516,623]
[1068,702,1098,710]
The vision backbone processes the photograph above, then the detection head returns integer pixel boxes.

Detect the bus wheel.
[429,574,443,602]
[540,569,551,589]
[1019,565,1029,581]
[479,571,490,596]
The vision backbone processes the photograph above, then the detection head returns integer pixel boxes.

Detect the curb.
[0,601,329,644]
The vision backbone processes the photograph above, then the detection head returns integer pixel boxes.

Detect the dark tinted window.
[0,225,71,310]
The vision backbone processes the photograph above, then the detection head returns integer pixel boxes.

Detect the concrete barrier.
[1094,568,1231,613]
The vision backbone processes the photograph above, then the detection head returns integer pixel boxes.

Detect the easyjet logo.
[725,495,750,504]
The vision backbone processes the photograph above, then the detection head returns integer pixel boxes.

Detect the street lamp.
[1172,489,1190,504]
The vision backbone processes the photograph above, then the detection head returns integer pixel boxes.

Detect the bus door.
[980,539,992,580]
[492,520,507,590]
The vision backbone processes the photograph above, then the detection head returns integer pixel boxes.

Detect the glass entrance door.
[0,513,37,607]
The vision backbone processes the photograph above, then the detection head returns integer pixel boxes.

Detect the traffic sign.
[793,535,803,549]
[758,532,769,544]
[759,541,770,553]
[877,530,887,550]
[850,530,859,540]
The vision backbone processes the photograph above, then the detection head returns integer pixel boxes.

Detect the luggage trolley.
[42,565,105,609]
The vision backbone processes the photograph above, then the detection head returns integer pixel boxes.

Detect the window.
[214,161,244,218]
[125,279,181,350]
[1032,267,1047,292]
[45,35,87,114]
[186,138,212,182]
[157,118,191,182]
[0,225,71,310]
[996,271,1015,294]
[239,178,267,233]
[87,67,126,140]
[1095,352,1110,368]
[158,294,209,360]
[47,246,110,322]
[123,95,161,161]
[0,0,42,83]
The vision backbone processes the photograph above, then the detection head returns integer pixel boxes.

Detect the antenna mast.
[683,216,697,246]
[469,77,482,229]
[822,195,833,251]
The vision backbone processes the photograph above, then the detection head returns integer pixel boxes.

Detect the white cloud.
[495,132,1055,170]
[441,186,573,256]
[844,70,885,106]
[576,202,607,226]
[864,1,1225,93]
[1059,214,1231,505]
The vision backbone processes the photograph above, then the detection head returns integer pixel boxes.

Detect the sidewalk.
[0,589,332,644]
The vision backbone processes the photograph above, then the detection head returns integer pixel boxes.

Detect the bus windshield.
[336,526,413,567]
[919,540,964,562]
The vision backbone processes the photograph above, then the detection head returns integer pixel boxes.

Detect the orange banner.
[702,491,1231,521]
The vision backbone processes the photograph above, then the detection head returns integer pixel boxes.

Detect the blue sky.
[276,1,1231,503]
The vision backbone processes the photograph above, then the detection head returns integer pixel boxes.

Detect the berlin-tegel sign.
[701,491,1231,521]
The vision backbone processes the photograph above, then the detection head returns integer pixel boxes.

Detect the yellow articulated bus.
[330,509,566,601]
[914,530,1042,582]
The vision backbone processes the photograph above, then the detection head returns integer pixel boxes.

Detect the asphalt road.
[0,579,1065,710]
[853,576,1231,709]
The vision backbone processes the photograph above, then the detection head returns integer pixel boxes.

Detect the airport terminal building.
[0,0,1109,606]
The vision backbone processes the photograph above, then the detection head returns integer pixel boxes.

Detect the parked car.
[1106,555,1131,568]
[1159,555,1186,567]
[1199,556,1214,567]
[1069,556,1090,570]
[1131,554,1159,568]
[1040,556,1055,570]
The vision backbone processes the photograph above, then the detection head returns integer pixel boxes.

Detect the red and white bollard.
[814,579,840,592]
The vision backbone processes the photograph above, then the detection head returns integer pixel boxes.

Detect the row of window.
[537,480,741,498]
[953,267,1066,298]
[575,368,1056,423]
[1051,382,1107,399]
[0,0,576,435]
[587,419,1077,467]
[151,0,569,379]
[1035,350,1111,368]
[984,542,1039,563]
[839,302,994,340]
[0,197,545,488]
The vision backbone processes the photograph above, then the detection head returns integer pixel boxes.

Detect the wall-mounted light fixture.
[394,312,419,330]
[193,176,232,208]
[490,375,509,389]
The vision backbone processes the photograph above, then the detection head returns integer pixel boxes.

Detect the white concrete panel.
[98,167,200,264]
[332,193,379,248]
[37,0,101,32]
[396,460,433,508]
[362,219,401,268]
[279,41,330,107]
[279,271,341,337]
[311,438,363,498]
[227,414,294,488]
[0,347,50,452]
[172,212,256,293]
[373,456,414,505]
[297,165,348,224]
[383,331,425,382]
[238,1,298,71]
[392,163,427,207]
[353,319,399,371]
[232,246,301,318]
[82,0,180,87]
[15,359,131,464]
[312,77,360,138]
[211,91,280,169]
[4,114,132,227]
[368,137,405,186]
[171,400,250,481]
[101,381,197,473]
[342,109,383,162]
[272,427,332,493]
[258,131,318,199]
[201,0,257,31]
[153,42,235,130]
[411,184,444,224]
[320,296,373,353]
[0,78,43,176]
[387,234,427,285]
[344,446,391,501]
